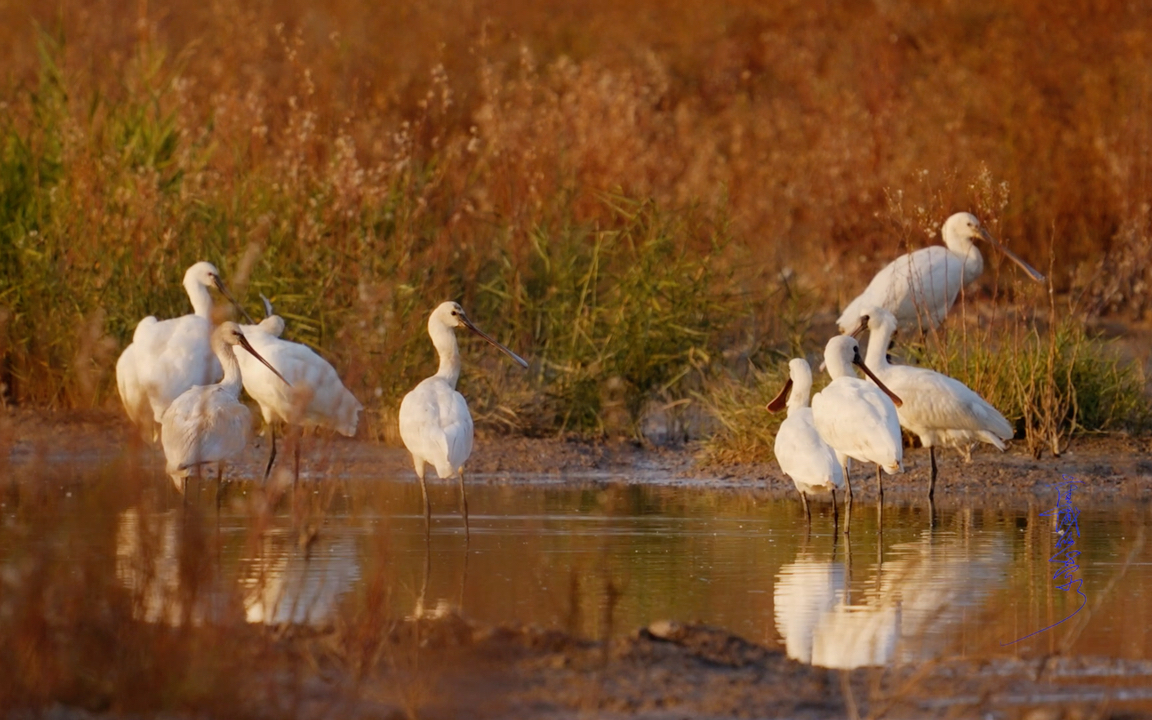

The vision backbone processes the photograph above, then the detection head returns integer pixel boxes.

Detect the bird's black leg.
[263,423,277,480]
[843,463,853,535]
[928,446,938,502]
[458,469,470,540]
[876,464,884,506]
[417,466,431,527]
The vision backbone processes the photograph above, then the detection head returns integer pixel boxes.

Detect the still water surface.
[6,466,1150,670]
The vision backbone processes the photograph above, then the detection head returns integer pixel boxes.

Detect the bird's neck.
[215,341,243,395]
[864,326,893,373]
[186,280,214,319]
[787,375,815,410]
[431,322,462,388]
[825,355,855,380]
[787,371,813,413]
[946,237,984,285]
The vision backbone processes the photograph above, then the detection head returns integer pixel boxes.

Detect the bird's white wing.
[838,247,963,332]
[813,381,901,468]
[400,380,454,478]
[886,366,1013,444]
[238,334,361,435]
[438,389,474,475]
[775,411,843,492]
[161,387,252,476]
[116,341,158,438]
[138,315,219,422]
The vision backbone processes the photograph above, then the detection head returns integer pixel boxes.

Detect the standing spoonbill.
[116,262,254,441]
[161,322,289,495]
[238,297,363,479]
[810,336,904,521]
[837,212,1045,334]
[854,306,1013,501]
[399,302,528,534]
[767,358,844,525]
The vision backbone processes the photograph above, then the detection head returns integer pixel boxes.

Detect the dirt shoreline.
[5,409,1151,507]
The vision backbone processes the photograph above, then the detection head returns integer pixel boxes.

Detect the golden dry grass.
[0,0,1149,442]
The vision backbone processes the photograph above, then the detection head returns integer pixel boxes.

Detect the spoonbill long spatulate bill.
[766,358,844,526]
[854,305,1013,502]
[810,336,904,530]
[161,322,290,495]
[238,296,363,479]
[837,212,1045,334]
[398,302,529,536]
[116,262,255,441]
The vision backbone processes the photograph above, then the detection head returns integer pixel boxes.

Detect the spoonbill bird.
[837,212,1045,334]
[116,262,254,441]
[854,306,1013,501]
[399,302,528,533]
[810,336,904,515]
[161,322,289,494]
[238,297,363,478]
[767,358,844,525]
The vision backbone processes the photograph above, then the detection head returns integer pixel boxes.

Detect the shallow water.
[3,461,1149,670]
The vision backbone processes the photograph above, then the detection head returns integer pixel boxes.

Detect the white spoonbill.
[117,262,254,441]
[238,297,363,478]
[837,212,1045,334]
[399,302,528,533]
[766,358,844,525]
[810,336,904,513]
[161,322,289,494]
[854,306,1013,501]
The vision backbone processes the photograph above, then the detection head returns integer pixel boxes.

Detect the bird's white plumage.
[837,212,1042,333]
[811,336,903,475]
[399,301,527,526]
[161,322,285,490]
[117,262,231,440]
[162,385,252,482]
[859,306,1012,452]
[773,359,844,496]
[398,303,479,484]
[400,375,474,480]
[237,318,362,437]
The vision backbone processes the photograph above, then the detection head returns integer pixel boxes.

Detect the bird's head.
[186,261,224,291]
[215,321,291,386]
[429,301,529,369]
[185,261,255,323]
[855,305,897,338]
[431,301,469,330]
[942,212,1045,282]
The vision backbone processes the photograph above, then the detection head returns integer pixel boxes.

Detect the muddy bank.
[4,410,1150,508]
[254,614,1152,720]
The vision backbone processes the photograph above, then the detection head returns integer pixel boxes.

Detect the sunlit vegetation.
[0,0,1149,448]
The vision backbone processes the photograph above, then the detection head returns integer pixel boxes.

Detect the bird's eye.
[451,311,458,316]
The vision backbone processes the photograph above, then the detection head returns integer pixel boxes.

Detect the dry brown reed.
[0,0,1149,445]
